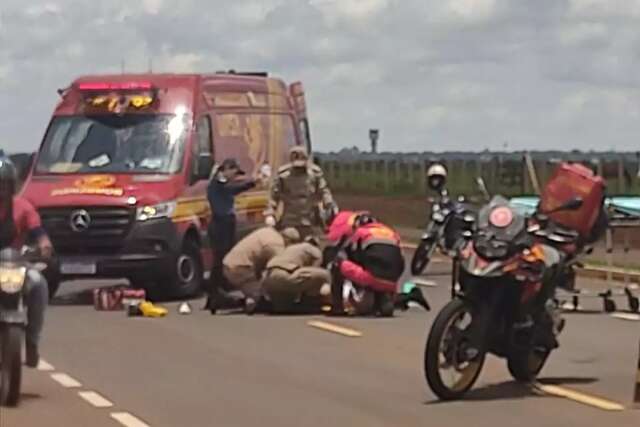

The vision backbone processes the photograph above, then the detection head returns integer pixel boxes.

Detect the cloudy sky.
[1,0,640,153]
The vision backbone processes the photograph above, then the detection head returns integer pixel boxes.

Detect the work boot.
[26,342,39,368]
[398,288,431,311]
[207,289,242,314]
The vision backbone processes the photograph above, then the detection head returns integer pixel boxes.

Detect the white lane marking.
[610,313,640,321]
[111,412,151,427]
[78,391,113,408]
[560,302,584,311]
[50,373,82,388]
[411,278,438,287]
[534,383,625,411]
[37,359,55,371]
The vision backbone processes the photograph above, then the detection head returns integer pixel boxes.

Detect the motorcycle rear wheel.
[0,325,23,407]
[424,298,485,400]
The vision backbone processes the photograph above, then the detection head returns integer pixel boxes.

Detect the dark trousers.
[209,215,237,294]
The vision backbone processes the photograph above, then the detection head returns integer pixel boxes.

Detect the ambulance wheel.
[164,239,203,299]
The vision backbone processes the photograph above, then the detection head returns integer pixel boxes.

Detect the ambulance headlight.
[136,201,177,221]
[0,267,27,294]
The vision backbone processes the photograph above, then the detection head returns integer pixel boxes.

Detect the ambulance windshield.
[35,113,189,175]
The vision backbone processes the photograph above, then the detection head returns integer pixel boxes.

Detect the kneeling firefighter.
[261,236,330,314]
[327,212,429,316]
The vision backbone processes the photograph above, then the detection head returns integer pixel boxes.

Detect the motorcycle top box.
[540,162,605,239]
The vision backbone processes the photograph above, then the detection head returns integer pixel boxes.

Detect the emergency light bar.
[78,82,154,91]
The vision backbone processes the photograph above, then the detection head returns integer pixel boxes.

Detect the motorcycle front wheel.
[411,238,436,276]
[507,345,550,382]
[424,298,485,400]
[0,325,23,406]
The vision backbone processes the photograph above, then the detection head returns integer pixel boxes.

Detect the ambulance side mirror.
[193,153,213,182]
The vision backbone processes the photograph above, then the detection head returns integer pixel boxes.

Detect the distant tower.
[369,129,379,154]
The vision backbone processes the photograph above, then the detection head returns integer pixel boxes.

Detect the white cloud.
[142,0,163,15]
[24,3,60,18]
[445,0,496,22]
[1,0,640,152]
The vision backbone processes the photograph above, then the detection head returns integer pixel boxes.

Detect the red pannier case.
[540,162,605,238]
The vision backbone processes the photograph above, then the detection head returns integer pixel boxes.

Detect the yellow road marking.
[534,383,625,411]
[308,320,362,338]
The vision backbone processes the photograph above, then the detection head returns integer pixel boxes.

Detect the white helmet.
[426,163,447,191]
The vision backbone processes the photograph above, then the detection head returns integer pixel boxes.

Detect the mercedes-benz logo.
[70,210,91,232]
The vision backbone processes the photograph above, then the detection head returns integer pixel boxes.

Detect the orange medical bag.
[540,162,605,238]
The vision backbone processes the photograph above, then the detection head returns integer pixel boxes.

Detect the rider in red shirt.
[0,152,50,367]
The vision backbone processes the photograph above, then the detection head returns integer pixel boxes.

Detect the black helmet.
[0,151,17,199]
[353,212,376,229]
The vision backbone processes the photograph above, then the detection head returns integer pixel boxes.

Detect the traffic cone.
[179,302,192,315]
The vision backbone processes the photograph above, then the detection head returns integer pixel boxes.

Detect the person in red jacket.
[0,152,51,367]
[328,212,406,317]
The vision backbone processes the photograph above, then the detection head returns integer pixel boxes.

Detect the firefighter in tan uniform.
[262,237,331,314]
[264,146,337,239]
[221,227,300,314]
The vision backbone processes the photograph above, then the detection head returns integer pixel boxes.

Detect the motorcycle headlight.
[432,212,446,222]
[136,201,177,221]
[0,267,27,294]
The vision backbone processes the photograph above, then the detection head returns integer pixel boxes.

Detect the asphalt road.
[2,264,639,427]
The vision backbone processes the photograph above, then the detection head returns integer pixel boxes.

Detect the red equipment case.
[540,162,605,238]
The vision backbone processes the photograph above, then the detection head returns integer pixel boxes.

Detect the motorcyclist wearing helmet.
[0,152,51,367]
[426,163,448,195]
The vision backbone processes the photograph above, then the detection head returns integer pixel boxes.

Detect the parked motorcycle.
[423,194,590,400]
[410,175,481,276]
[0,248,31,406]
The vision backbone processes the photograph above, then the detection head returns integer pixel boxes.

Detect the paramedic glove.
[265,216,277,227]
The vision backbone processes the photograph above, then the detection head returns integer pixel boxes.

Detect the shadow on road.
[424,377,598,404]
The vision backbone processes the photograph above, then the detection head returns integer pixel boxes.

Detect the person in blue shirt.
[205,158,265,311]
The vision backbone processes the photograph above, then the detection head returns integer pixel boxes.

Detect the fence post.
[407,159,414,186]
[634,338,640,408]
[617,156,626,195]
[419,159,427,194]
[605,227,614,286]
[384,160,390,193]
[325,160,334,185]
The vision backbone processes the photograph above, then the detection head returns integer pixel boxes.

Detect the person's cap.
[289,146,309,167]
[220,158,245,175]
[280,227,301,243]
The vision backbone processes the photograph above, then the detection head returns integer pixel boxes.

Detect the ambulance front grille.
[39,206,134,255]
